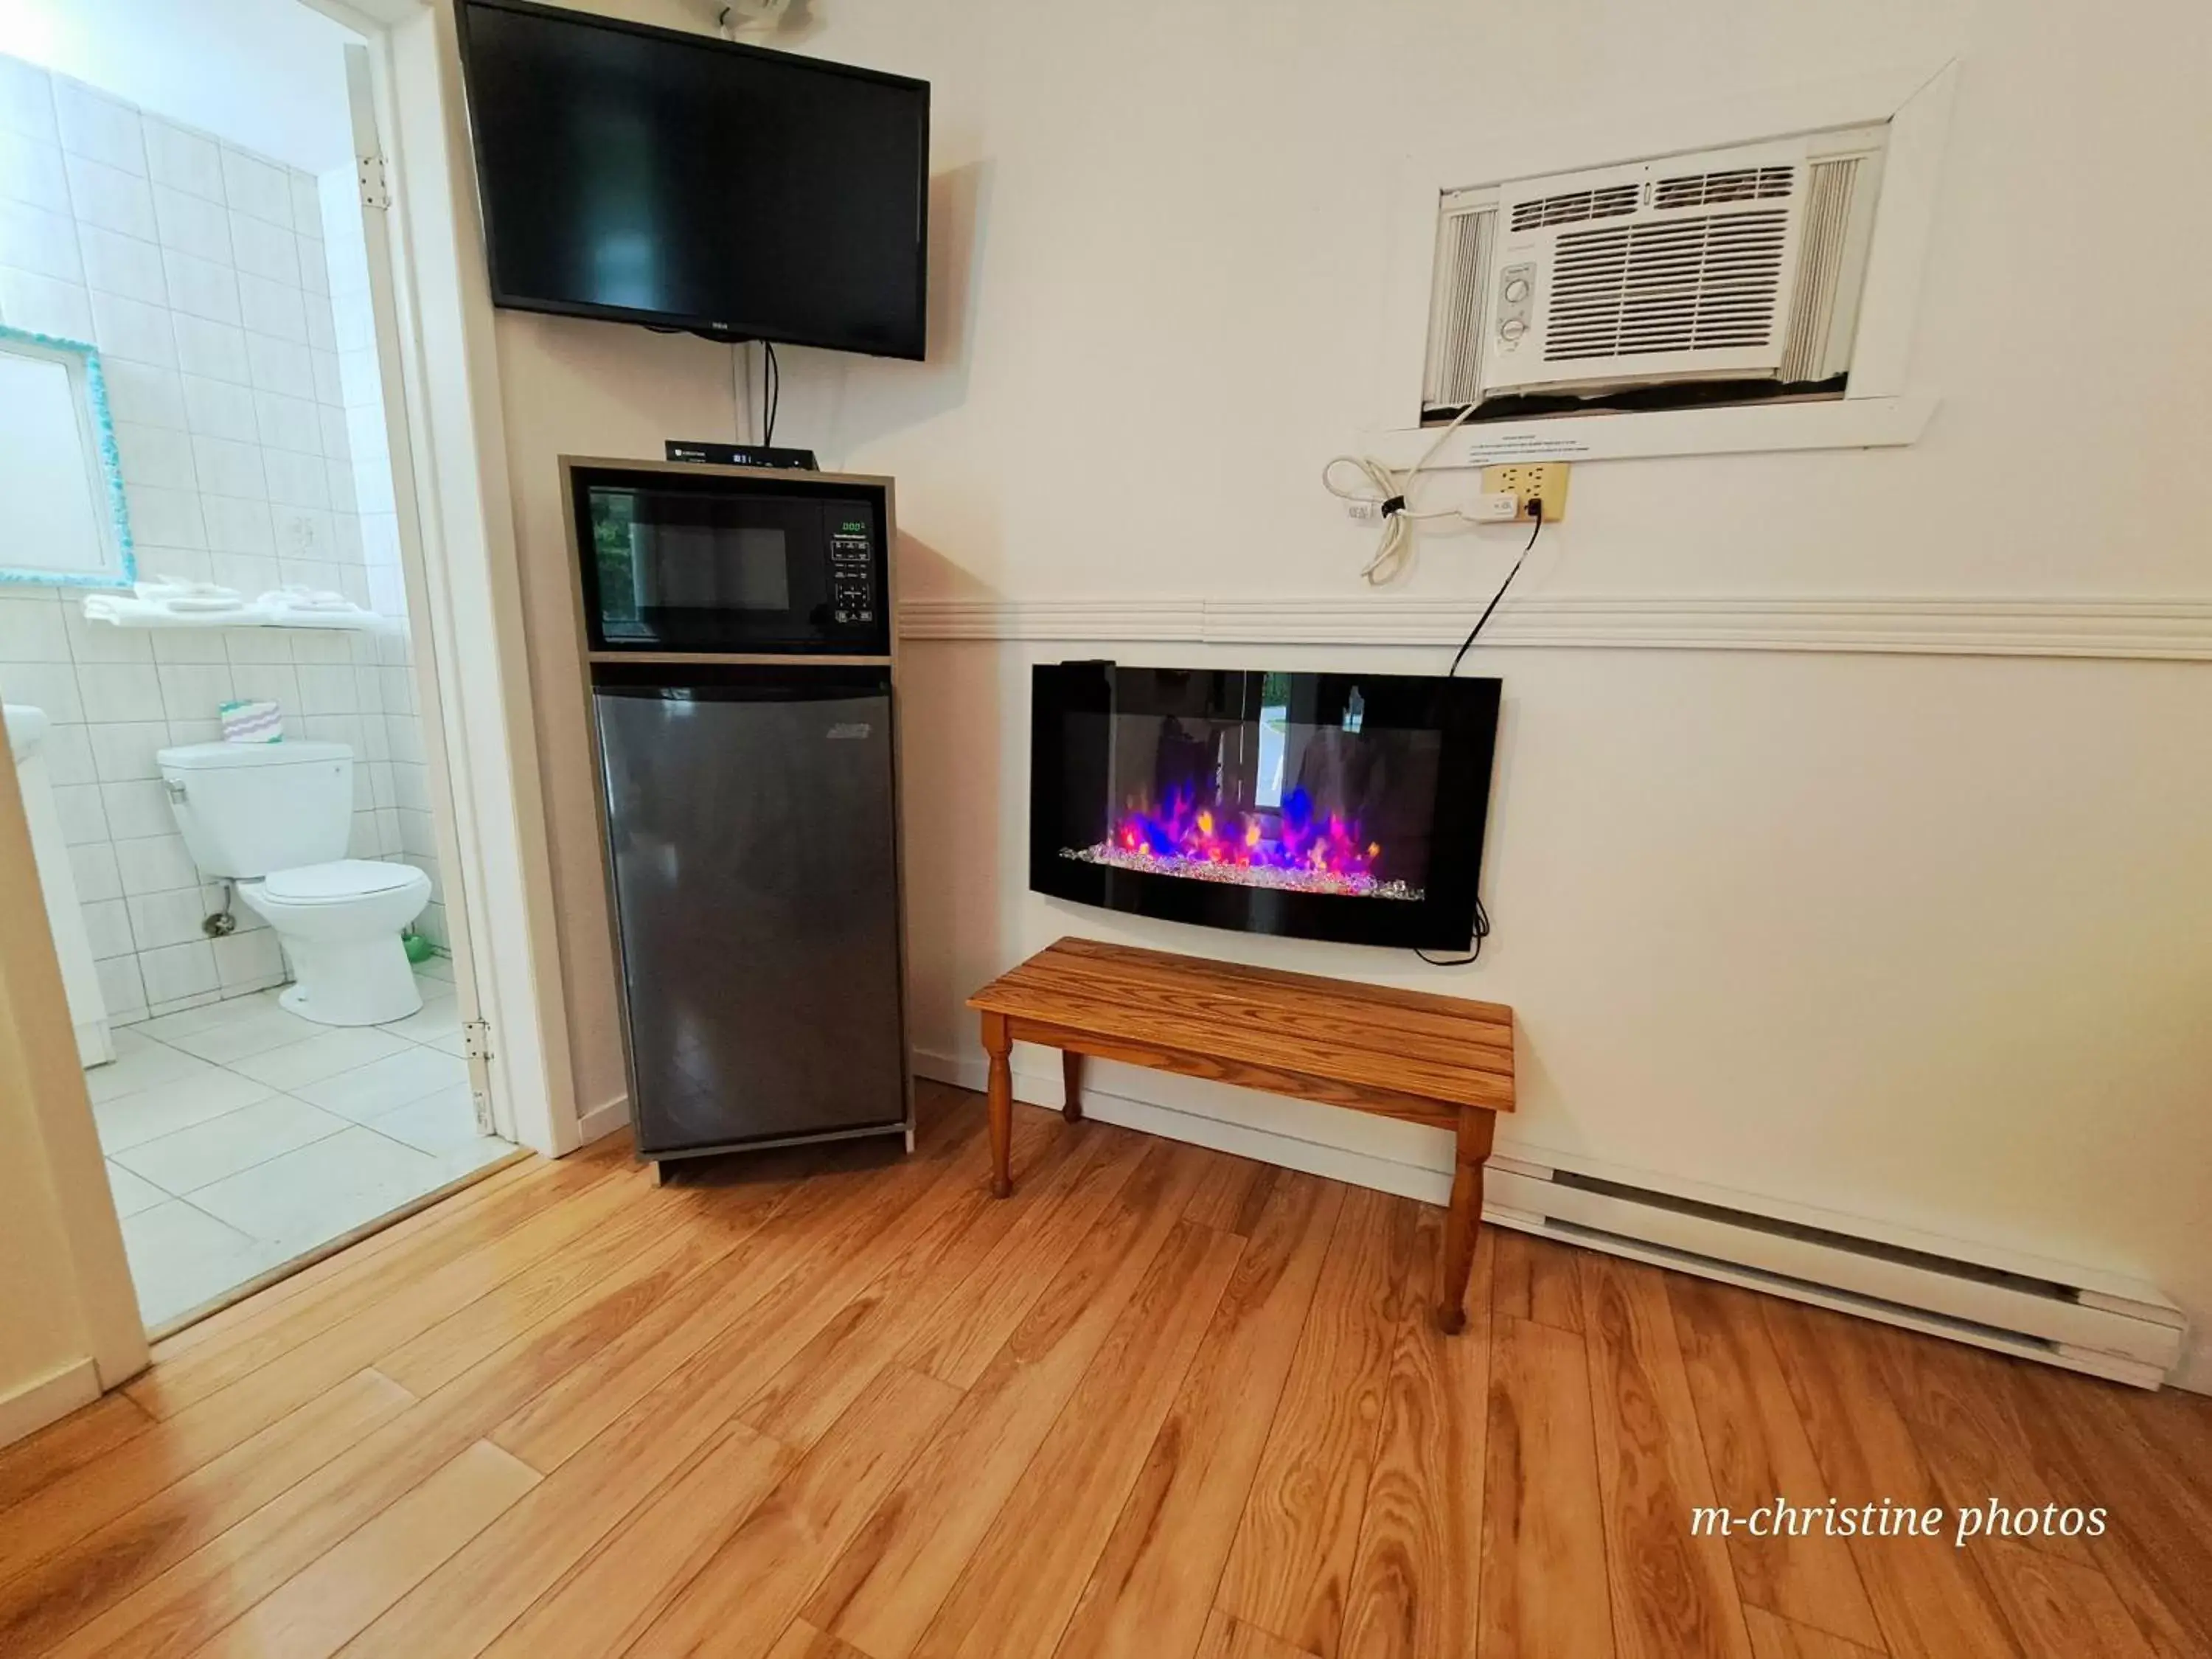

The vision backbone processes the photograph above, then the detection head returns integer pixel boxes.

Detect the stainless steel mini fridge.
[565,456,911,1166]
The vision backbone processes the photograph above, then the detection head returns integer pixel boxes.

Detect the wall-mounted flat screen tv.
[455,0,929,359]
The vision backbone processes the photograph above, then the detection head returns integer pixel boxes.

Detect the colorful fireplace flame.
[1064,787,1423,902]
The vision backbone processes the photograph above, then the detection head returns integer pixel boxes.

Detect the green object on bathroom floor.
[403,932,436,964]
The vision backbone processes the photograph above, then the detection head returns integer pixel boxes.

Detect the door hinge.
[463,1019,493,1135]
[357,153,392,210]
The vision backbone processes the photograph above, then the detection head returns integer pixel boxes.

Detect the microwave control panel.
[828,521,877,627]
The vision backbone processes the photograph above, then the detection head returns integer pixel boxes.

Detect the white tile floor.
[91,956,514,1330]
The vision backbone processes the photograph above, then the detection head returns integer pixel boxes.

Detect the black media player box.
[665,439,820,470]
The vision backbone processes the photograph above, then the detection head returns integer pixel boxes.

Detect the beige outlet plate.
[1480,462,1571,522]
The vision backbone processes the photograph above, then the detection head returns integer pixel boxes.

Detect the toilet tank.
[157,741,355,879]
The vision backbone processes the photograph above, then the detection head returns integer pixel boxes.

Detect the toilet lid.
[261,860,426,905]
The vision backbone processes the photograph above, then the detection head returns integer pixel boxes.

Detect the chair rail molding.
[898,594,2212,662]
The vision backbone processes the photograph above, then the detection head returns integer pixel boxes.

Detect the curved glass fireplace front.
[1029,662,1500,950]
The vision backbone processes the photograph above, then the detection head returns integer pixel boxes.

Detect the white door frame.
[0,0,585,1441]
[0,739,148,1411]
[340,41,505,1144]
[311,0,585,1155]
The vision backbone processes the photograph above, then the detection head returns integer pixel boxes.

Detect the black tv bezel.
[1029,662,1503,952]
[453,0,931,361]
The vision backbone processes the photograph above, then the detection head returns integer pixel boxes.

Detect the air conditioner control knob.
[1498,317,1528,342]
[1503,278,1531,303]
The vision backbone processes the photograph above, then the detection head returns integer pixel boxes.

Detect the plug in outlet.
[1480,462,1571,522]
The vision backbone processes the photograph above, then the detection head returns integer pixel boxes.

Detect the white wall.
[0,0,358,173]
[497,311,740,1128]
[470,0,2212,1384]
[0,975,103,1439]
[0,708,146,1444]
[0,52,447,1026]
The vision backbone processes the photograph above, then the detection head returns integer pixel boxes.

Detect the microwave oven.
[562,458,894,656]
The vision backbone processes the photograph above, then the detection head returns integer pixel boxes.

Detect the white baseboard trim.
[74,1018,113,1068]
[899,593,2212,662]
[911,1046,2188,1387]
[2176,1346,2212,1395]
[0,1356,100,1451]
[576,1095,630,1147]
[912,1046,1452,1207]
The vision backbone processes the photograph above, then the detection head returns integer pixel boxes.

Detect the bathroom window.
[0,327,134,588]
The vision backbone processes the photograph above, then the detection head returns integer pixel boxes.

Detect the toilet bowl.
[158,740,431,1028]
[240,860,433,1026]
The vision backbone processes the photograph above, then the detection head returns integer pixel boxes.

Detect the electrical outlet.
[1480,462,1571,522]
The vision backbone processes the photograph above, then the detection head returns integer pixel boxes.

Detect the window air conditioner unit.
[1422,131,1886,416]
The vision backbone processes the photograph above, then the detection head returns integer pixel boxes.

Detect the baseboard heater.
[1481,1157,2184,1388]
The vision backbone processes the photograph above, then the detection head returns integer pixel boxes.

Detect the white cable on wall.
[1321,401,1492,585]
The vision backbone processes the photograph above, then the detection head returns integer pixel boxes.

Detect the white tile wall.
[2,594,446,1019]
[319,168,408,626]
[144,119,223,202]
[0,55,448,1021]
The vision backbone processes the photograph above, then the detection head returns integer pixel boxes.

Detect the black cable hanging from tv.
[763,342,781,448]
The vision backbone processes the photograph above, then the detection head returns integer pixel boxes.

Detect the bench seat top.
[967,936,1514,1114]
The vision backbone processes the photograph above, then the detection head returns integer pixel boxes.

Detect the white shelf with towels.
[80,580,399,633]
[80,605,400,632]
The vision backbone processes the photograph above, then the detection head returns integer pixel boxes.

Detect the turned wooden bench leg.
[1061,1049,1083,1122]
[982,1010,1014,1198]
[1438,1107,1497,1335]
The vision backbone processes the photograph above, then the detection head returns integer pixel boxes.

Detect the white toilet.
[158,740,431,1027]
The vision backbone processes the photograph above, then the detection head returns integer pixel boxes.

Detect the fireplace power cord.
[1418,498,1542,968]
[1447,494,1543,678]
[1416,895,1491,969]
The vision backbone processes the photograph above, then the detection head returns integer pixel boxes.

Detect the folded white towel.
[85,577,249,622]
[257,586,367,616]
[137,576,246,606]
[165,595,248,613]
[84,591,272,627]
[83,595,164,621]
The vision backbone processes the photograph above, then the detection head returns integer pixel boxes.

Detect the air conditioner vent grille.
[1545,209,1790,361]
[1653,164,1795,209]
[1780,156,1863,380]
[1509,182,1641,232]
[1663,164,1796,211]
[1421,206,1495,411]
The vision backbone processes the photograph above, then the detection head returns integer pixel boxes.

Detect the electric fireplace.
[1030,662,1501,950]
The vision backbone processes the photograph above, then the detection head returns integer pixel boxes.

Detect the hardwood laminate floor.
[3,1083,2207,1659]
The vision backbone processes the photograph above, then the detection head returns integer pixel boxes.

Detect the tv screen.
[455,0,928,359]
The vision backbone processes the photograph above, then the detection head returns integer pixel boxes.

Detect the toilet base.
[278,933,425,1027]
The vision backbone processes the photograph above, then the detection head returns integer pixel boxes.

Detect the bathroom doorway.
[0,1,518,1332]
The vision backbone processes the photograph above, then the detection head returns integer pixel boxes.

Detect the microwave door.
[636,524,714,610]
[574,467,890,656]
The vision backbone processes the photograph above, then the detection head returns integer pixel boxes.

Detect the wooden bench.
[966,936,1514,1333]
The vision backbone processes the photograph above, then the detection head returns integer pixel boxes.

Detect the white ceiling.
[0,0,361,173]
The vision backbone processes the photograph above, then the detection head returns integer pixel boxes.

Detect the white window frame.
[1360,61,1958,467]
